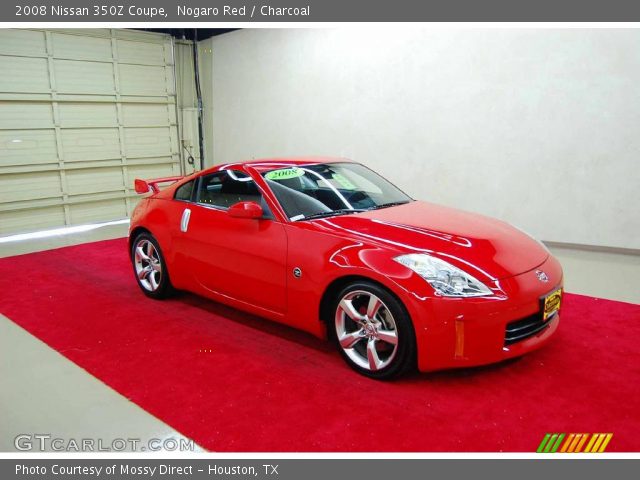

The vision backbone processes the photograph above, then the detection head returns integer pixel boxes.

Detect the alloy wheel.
[335,290,399,371]
[133,239,162,292]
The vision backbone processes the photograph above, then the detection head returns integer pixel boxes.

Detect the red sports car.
[129,157,563,379]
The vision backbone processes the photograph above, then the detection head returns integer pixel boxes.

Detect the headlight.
[394,253,493,297]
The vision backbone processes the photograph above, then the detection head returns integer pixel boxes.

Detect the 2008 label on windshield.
[265,167,304,180]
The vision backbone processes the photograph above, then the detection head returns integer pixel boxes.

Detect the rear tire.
[331,281,416,380]
[130,232,173,299]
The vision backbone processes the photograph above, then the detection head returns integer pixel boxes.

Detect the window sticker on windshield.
[265,167,304,180]
[332,173,356,190]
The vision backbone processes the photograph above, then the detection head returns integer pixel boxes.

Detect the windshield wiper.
[368,200,411,210]
[301,208,368,221]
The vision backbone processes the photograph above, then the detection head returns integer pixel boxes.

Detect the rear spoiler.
[134,176,184,194]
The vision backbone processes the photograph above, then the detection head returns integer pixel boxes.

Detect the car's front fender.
[283,223,435,341]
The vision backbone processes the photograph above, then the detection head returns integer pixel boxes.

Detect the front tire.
[332,281,416,379]
[131,232,173,299]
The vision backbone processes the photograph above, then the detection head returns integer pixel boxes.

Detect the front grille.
[504,311,554,345]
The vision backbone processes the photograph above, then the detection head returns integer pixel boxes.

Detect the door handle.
[180,208,191,232]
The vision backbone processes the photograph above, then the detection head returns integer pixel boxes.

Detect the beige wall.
[204,28,640,250]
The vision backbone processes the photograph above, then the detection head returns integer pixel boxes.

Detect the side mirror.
[228,201,263,219]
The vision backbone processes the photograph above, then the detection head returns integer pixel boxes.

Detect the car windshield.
[262,162,412,221]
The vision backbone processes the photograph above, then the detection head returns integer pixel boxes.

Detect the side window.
[196,170,272,217]
[174,180,194,201]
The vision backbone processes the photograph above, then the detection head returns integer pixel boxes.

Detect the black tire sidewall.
[130,233,172,299]
[331,280,416,380]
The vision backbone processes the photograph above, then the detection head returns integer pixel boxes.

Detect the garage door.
[0,29,183,235]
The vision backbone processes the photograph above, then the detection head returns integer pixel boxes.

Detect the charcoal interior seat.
[220,176,261,207]
[199,183,219,205]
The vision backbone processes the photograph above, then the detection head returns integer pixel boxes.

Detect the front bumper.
[410,254,563,372]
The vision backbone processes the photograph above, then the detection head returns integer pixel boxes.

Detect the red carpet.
[1,238,639,452]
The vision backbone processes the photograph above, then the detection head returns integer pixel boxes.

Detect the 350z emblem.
[536,270,549,282]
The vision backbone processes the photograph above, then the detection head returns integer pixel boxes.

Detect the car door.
[179,169,288,315]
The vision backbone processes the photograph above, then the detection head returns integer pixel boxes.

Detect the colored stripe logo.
[537,433,613,453]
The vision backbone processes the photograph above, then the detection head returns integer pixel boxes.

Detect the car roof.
[214,156,352,173]
[169,156,355,194]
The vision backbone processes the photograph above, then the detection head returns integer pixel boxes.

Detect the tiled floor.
[0,221,637,452]
[0,315,202,452]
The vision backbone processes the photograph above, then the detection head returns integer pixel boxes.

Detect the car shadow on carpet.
[173,291,334,354]
[169,290,528,382]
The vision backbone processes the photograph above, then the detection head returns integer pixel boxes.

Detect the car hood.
[320,201,548,281]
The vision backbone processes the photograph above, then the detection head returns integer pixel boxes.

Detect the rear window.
[174,180,194,201]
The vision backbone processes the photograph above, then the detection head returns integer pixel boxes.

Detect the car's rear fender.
[128,198,194,288]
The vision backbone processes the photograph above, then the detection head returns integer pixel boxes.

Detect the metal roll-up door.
[0,28,183,235]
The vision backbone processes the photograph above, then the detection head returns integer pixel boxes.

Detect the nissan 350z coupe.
[129,157,563,379]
